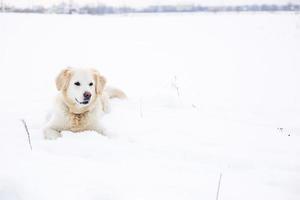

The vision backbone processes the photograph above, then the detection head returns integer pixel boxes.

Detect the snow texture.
[0,12,300,200]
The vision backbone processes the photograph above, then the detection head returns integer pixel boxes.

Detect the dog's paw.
[44,129,62,140]
[94,126,107,136]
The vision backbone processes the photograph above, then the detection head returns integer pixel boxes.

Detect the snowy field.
[0,12,300,200]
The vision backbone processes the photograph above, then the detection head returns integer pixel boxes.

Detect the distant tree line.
[2,3,300,15]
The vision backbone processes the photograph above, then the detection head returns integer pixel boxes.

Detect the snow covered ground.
[0,12,300,200]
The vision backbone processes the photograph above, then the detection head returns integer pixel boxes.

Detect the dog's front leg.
[44,127,62,140]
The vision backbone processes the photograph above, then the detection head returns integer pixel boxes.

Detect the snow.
[0,12,300,200]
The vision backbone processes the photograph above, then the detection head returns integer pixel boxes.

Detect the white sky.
[5,0,297,8]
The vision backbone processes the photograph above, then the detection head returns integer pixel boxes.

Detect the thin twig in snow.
[21,119,32,151]
[216,173,222,200]
[175,85,180,97]
[172,76,180,97]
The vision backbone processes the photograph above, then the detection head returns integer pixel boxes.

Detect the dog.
[44,67,126,140]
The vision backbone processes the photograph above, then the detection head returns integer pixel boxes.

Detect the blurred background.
[1,0,300,14]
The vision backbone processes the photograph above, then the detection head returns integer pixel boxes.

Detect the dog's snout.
[83,91,91,99]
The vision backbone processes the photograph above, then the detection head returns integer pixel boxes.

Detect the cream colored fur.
[44,67,126,140]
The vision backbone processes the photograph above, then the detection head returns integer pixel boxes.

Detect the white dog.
[44,67,126,140]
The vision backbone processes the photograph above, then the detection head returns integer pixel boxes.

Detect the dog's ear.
[56,68,72,91]
[92,69,106,95]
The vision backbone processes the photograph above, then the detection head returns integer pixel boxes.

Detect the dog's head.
[56,67,106,110]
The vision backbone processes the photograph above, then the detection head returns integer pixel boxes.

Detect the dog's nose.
[83,91,91,100]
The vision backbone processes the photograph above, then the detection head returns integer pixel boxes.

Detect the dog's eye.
[74,82,80,86]
[89,82,93,86]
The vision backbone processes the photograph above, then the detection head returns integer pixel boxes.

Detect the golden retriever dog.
[44,67,126,140]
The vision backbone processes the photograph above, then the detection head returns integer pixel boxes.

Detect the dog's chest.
[68,112,90,132]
